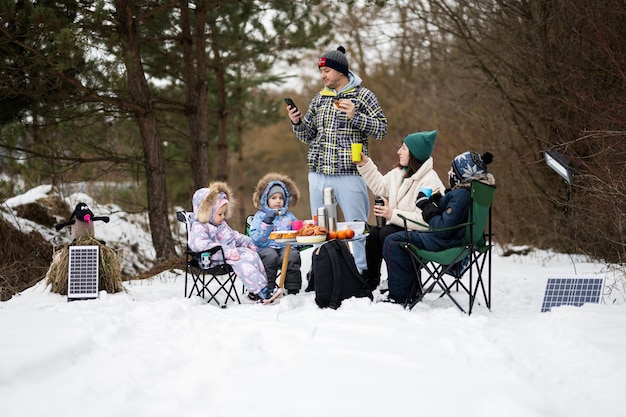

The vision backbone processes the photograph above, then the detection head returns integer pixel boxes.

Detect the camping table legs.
[276,235,367,289]
[277,244,291,289]
[271,233,367,290]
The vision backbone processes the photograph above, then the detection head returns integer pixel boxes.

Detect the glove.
[415,191,430,209]
[262,210,277,224]
[421,202,440,223]
[430,192,442,205]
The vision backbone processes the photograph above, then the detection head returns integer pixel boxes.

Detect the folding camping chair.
[176,210,241,307]
[398,180,496,314]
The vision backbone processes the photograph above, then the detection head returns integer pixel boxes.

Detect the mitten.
[415,191,430,209]
[430,192,442,205]
[225,247,240,261]
[422,202,440,223]
[262,210,277,224]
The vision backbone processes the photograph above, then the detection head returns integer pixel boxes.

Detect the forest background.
[1,0,624,289]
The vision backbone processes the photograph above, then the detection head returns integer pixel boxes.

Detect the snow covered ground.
[1,185,625,417]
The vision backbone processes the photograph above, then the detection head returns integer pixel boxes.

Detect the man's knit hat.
[318,46,349,76]
[403,130,438,162]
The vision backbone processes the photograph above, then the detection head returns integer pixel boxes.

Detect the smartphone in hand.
[284,98,298,112]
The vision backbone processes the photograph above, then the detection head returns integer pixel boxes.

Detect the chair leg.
[202,270,241,308]
[186,265,204,299]
[403,244,428,310]
[184,268,188,297]
[467,250,491,314]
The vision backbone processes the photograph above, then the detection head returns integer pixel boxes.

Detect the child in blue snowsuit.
[382,151,495,304]
[188,181,276,301]
[249,173,303,294]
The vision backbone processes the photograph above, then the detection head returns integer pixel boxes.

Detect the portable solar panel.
[67,245,99,300]
[541,276,604,312]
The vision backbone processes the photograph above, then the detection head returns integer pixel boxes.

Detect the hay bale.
[0,216,53,301]
[15,202,56,227]
[46,235,125,296]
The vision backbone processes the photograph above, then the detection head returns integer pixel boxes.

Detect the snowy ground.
[1,185,626,417]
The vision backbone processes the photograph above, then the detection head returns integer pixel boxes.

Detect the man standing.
[286,46,388,272]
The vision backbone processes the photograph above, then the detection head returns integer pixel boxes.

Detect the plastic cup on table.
[291,220,303,231]
[351,143,363,162]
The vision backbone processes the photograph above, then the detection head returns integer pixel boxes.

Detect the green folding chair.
[398,180,496,314]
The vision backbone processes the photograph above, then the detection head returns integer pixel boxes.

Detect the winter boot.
[362,269,381,291]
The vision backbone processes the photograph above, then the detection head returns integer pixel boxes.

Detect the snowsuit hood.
[252,172,300,212]
[193,181,235,224]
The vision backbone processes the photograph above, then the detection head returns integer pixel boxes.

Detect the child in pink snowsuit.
[188,181,274,301]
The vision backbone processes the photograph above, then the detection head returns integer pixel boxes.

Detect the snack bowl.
[296,235,327,244]
[275,238,297,243]
[337,221,366,235]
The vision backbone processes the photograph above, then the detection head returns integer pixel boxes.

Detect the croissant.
[315,226,328,235]
[301,227,315,236]
[297,225,328,236]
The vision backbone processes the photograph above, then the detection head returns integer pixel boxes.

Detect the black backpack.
[305,239,373,309]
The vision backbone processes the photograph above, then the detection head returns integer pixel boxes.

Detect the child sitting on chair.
[249,173,303,295]
[382,150,495,304]
[188,181,278,302]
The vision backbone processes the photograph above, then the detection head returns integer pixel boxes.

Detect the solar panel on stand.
[67,245,100,301]
[541,276,604,312]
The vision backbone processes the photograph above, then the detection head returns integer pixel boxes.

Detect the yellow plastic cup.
[351,143,363,162]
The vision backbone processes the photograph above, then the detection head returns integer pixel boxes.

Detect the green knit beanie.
[403,130,438,162]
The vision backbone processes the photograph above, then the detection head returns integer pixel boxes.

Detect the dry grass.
[0,216,53,301]
[124,255,185,281]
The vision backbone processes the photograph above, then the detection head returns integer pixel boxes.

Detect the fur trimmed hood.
[252,172,300,211]
[192,181,236,223]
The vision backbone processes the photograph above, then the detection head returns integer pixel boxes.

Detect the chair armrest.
[204,246,225,256]
[191,245,228,269]
[398,214,430,230]
[398,214,429,241]
[398,214,472,241]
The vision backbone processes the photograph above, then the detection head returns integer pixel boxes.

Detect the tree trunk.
[114,0,176,260]
[208,16,229,181]
[180,0,210,189]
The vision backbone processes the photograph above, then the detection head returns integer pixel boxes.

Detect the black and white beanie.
[450,151,493,187]
[318,46,349,76]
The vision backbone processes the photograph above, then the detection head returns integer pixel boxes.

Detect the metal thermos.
[375,196,385,227]
[323,187,337,231]
[317,206,328,228]
[327,217,337,232]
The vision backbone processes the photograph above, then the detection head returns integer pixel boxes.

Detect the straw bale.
[46,235,125,296]
[15,203,56,227]
[0,216,52,301]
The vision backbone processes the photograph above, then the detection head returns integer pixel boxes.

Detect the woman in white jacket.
[355,130,445,290]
